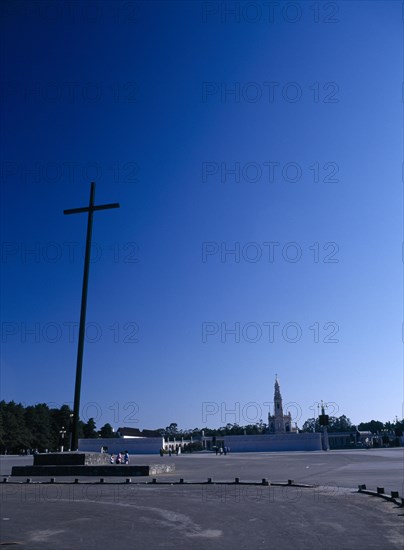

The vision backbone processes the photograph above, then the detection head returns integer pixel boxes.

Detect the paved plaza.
[1,449,403,549]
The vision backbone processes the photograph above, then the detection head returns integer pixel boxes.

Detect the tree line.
[1,400,402,454]
[0,401,115,454]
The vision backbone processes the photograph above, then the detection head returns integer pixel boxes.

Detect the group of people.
[110,451,129,464]
[215,446,229,455]
[159,447,181,456]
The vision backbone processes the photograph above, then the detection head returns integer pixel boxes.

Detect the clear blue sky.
[1,1,402,431]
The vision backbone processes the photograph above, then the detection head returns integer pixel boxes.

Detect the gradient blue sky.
[1,1,402,431]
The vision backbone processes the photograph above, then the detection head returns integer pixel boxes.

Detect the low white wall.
[80,434,321,454]
[79,437,163,455]
[223,433,322,452]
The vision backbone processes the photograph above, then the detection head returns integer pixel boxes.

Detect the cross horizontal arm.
[64,203,120,215]
[93,202,120,212]
[64,207,90,215]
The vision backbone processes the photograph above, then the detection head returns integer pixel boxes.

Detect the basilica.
[267,376,298,433]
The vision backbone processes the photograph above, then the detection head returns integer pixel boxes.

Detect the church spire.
[274,375,281,400]
[268,375,294,434]
[273,375,285,433]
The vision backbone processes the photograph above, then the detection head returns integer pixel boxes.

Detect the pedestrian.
[124,451,129,464]
[168,448,172,457]
[116,452,122,464]
[110,454,115,464]
[223,446,227,455]
[160,447,164,457]
[215,447,218,456]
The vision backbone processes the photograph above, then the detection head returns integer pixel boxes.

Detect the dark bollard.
[74,478,79,484]
[179,479,184,484]
[100,478,105,484]
[207,478,212,484]
[262,478,269,486]
[50,478,55,483]
[391,491,399,499]
[377,487,385,494]
[126,478,131,484]
[152,478,157,484]
[288,479,294,485]
[235,477,240,484]
[3,478,8,483]
[26,478,32,484]
[358,484,366,491]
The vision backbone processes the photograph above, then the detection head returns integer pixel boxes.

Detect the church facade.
[267,376,297,434]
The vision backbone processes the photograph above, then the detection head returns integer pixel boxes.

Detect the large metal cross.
[64,182,120,451]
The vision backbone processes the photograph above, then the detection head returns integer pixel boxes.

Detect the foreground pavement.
[1,449,403,549]
[1,483,403,549]
[2,448,403,493]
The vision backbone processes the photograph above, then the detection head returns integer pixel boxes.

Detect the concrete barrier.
[11,464,175,477]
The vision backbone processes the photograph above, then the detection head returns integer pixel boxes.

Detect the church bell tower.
[273,375,286,433]
[268,375,293,433]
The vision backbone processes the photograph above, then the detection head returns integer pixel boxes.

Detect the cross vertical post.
[64,182,120,451]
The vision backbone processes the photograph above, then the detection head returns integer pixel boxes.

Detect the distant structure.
[117,427,162,438]
[268,376,297,433]
[80,375,321,454]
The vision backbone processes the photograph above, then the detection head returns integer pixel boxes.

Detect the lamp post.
[59,427,67,452]
[314,402,320,432]
[319,401,330,451]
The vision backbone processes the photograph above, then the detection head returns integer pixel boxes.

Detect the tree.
[1,401,32,453]
[328,415,352,432]
[357,420,384,434]
[165,423,178,436]
[184,441,203,453]
[301,418,320,432]
[99,423,115,438]
[83,418,97,438]
[0,407,4,450]
[256,419,267,433]
[25,404,53,451]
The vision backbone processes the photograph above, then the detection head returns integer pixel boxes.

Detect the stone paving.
[1,449,403,549]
